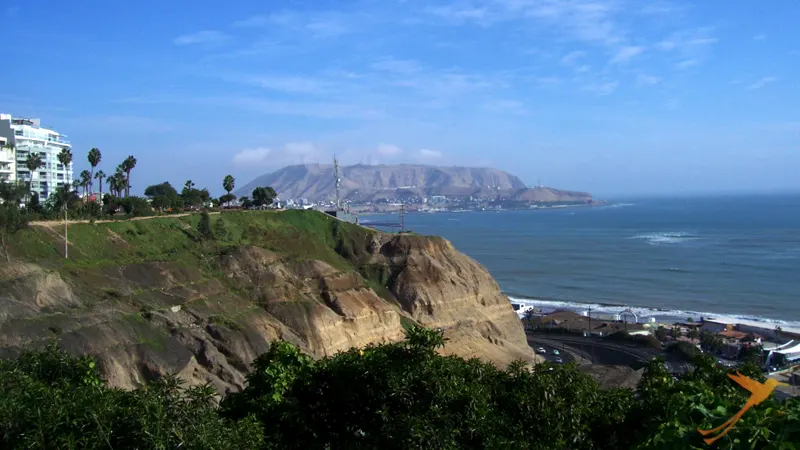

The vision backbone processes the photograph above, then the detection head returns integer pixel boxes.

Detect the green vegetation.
[2,327,798,449]
[7,208,377,274]
[252,186,277,207]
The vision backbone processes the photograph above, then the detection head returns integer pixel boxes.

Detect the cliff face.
[0,211,535,394]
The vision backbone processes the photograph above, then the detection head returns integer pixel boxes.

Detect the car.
[552,350,560,355]
[554,357,563,364]
[537,347,547,354]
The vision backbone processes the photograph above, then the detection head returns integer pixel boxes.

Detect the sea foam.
[508,295,800,331]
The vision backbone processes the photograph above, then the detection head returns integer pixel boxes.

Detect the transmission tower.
[333,154,341,210]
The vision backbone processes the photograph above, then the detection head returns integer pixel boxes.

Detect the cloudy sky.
[2,0,799,197]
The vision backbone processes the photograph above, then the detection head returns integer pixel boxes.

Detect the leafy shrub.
[2,330,799,449]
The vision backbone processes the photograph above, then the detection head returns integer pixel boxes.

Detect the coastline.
[507,295,800,335]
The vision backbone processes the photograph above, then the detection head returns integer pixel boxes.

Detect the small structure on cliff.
[324,155,359,224]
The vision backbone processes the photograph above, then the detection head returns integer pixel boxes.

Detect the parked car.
[554,357,563,364]
[537,347,547,354]
[552,349,560,356]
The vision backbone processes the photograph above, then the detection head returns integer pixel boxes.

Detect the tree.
[655,326,668,342]
[197,211,213,240]
[79,170,92,196]
[145,182,180,211]
[94,170,106,199]
[239,196,252,209]
[252,186,277,207]
[24,153,44,201]
[0,182,29,262]
[213,217,228,240]
[109,170,127,198]
[700,330,724,353]
[57,148,73,178]
[223,175,235,197]
[121,155,137,197]
[87,148,101,193]
[687,328,699,340]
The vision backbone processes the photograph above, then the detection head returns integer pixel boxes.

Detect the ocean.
[362,194,800,328]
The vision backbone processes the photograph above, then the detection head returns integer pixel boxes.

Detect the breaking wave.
[629,231,701,245]
[507,295,800,331]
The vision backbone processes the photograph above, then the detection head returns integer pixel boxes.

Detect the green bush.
[2,329,799,449]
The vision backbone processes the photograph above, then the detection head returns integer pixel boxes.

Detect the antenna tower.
[334,155,341,210]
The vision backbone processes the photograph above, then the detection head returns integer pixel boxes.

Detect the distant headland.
[237,163,602,213]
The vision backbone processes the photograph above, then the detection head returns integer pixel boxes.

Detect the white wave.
[629,231,700,245]
[603,203,635,208]
[507,296,800,330]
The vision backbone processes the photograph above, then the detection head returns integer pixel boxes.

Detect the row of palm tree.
[22,147,137,200]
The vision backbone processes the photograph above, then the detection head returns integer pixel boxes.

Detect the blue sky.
[2,0,799,197]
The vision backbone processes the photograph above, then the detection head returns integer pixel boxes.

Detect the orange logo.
[697,372,788,445]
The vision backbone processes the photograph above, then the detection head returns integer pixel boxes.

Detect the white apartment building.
[0,136,15,183]
[0,113,73,199]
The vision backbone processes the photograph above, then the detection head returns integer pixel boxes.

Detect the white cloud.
[753,34,766,41]
[610,46,644,64]
[560,50,585,65]
[636,74,661,85]
[747,76,777,90]
[231,74,333,94]
[233,148,271,166]
[376,143,403,156]
[583,80,619,96]
[676,59,698,69]
[656,28,717,68]
[232,142,321,167]
[417,148,442,160]
[233,11,357,38]
[425,0,626,46]
[173,30,229,46]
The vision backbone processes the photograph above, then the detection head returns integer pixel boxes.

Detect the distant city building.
[0,113,73,199]
[0,136,15,183]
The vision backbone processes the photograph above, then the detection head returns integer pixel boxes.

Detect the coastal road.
[527,332,693,374]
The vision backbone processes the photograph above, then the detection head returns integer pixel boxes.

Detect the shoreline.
[507,294,800,335]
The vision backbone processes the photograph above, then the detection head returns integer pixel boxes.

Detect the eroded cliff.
[0,210,536,394]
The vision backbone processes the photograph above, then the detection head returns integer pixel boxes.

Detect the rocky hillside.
[0,211,536,394]
[237,164,529,201]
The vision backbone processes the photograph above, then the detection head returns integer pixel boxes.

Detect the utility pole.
[64,206,68,259]
[400,203,406,232]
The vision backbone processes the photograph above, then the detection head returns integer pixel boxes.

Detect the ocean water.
[363,194,800,327]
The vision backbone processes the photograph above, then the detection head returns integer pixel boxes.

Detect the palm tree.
[109,171,127,198]
[79,170,92,196]
[223,175,235,195]
[121,155,136,197]
[107,175,116,198]
[222,175,236,207]
[24,153,44,201]
[95,170,106,199]
[87,148,101,194]
[57,148,73,189]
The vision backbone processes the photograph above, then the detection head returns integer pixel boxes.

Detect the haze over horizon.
[2,0,799,198]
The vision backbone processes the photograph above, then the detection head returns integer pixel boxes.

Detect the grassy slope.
[4,210,417,356]
[6,210,406,319]
[9,210,375,271]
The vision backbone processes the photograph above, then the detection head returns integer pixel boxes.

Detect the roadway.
[527,332,693,374]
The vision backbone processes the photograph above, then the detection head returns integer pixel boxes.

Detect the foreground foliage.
[1,327,798,449]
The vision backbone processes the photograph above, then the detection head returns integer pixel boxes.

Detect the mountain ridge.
[237,163,591,203]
